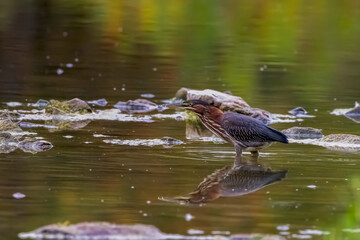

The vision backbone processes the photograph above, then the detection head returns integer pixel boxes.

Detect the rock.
[0,119,22,133]
[18,222,165,240]
[175,88,271,124]
[0,132,17,153]
[103,137,184,148]
[0,110,21,121]
[18,138,53,153]
[140,93,155,98]
[290,133,360,153]
[175,87,189,100]
[0,119,52,154]
[6,102,22,107]
[331,102,360,123]
[88,98,108,107]
[0,132,16,143]
[28,99,49,109]
[19,221,284,240]
[344,102,360,123]
[282,127,324,139]
[322,134,360,145]
[46,98,92,115]
[114,99,158,113]
[288,106,307,116]
[250,108,272,125]
[230,234,286,240]
[345,101,360,116]
[160,136,183,146]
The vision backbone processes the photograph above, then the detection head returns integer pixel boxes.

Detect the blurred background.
[0,0,359,104]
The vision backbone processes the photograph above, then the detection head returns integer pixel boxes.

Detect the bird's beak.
[180,101,195,111]
[165,101,194,111]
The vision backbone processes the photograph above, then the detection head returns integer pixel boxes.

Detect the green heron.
[181,100,288,156]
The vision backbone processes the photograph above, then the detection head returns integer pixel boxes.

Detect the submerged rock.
[0,132,17,153]
[18,138,53,153]
[0,119,52,154]
[28,99,49,109]
[19,222,165,240]
[46,98,92,115]
[282,127,324,139]
[0,110,21,121]
[140,93,155,98]
[19,222,284,240]
[331,102,360,123]
[344,102,360,123]
[114,99,158,113]
[230,234,286,240]
[288,106,307,116]
[103,137,184,148]
[174,88,271,124]
[290,133,360,153]
[165,160,287,204]
[322,134,360,145]
[0,119,22,133]
[88,98,108,107]
[345,102,360,116]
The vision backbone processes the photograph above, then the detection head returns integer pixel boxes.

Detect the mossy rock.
[0,119,22,132]
[46,98,92,115]
[0,110,21,122]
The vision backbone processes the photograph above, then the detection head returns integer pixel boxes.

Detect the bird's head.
[181,100,213,115]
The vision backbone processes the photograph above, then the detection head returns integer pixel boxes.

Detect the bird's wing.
[221,112,287,143]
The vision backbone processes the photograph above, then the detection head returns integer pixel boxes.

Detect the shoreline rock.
[175,88,271,124]
[46,98,92,115]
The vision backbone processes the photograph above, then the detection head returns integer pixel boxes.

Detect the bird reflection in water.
[162,156,287,204]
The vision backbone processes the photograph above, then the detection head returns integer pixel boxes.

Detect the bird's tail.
[266,127,289,144]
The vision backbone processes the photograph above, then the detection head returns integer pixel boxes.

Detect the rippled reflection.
[164,156,287,204]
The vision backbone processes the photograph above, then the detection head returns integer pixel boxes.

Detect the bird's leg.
[235,144,243,156]
[234,154,243,167]
[250,151,259,157]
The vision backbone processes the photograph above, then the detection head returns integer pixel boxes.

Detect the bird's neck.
[205,106,223,123]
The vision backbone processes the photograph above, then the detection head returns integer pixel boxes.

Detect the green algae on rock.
[45,98,92,115]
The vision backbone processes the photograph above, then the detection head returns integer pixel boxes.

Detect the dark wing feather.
[221,112,288,143]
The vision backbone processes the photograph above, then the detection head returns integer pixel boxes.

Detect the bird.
[181,100,288,156]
